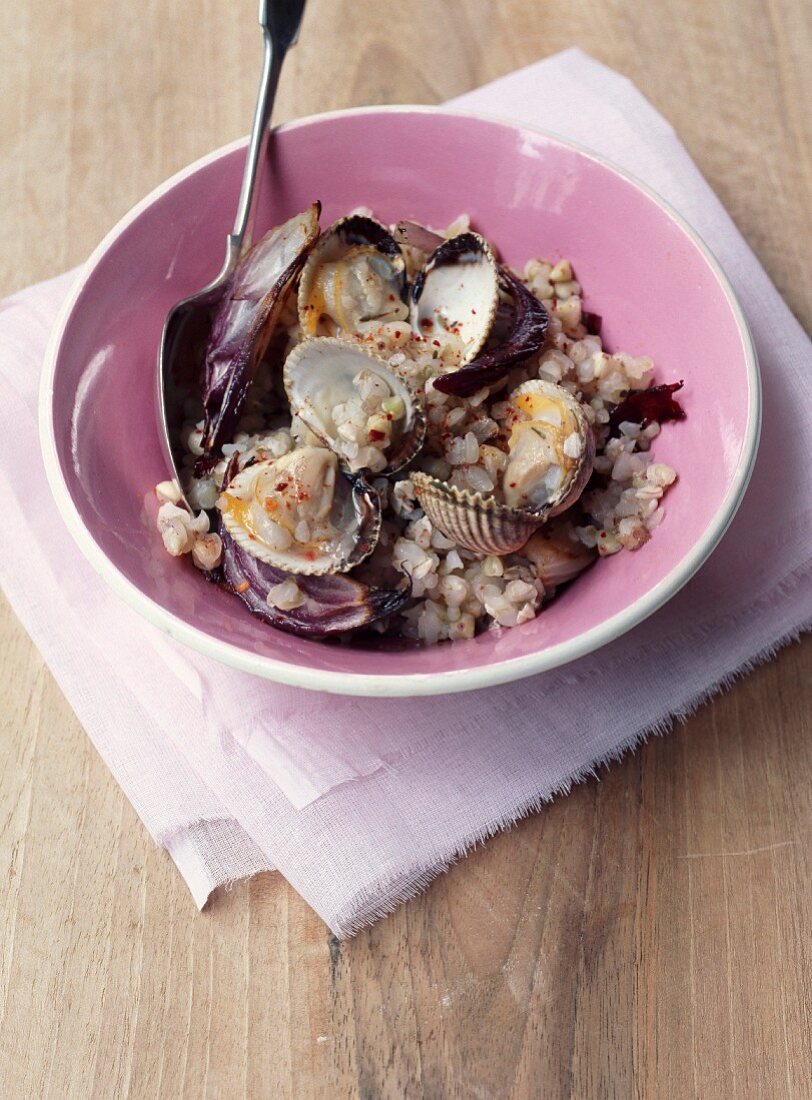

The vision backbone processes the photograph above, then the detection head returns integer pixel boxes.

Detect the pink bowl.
[40,106,759,695]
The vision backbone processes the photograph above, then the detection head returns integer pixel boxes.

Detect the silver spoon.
[157,0,307,503]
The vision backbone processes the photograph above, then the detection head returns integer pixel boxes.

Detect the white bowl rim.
[39,103,761,697]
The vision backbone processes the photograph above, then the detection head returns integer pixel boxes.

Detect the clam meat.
[502,379,594,515]
[217,446,380,575]
[298,215,408,338]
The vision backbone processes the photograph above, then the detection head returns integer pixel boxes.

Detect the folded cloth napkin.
[2,49,810,935]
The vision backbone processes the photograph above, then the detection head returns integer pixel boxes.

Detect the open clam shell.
[410,232,499,366]
[283,337,426,476]
[298,214,408,338]
[432,268,549,398]
[217,447,381,576]
[503,379,594,517]
[412,380,594,556]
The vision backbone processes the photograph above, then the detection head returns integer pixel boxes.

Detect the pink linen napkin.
[2,49,810,935]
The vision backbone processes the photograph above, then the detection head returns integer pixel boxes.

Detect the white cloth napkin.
[2,49,810,935]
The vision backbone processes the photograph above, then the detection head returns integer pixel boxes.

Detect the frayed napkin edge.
[330,610,811,937]
[165,557,811,932]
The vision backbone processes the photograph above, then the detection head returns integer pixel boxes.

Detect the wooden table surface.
[1,1,810,1096]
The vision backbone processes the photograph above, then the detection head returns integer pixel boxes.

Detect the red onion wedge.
[202,203,321,455]
[220,526,411,638]
[608,380,686,435]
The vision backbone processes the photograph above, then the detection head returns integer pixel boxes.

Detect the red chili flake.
[388,293,396,302]
[420,318,433,330]
[394,330,401,338]
[432,339,441,347]
[305,549,317,561]
[608,381,686,435]
[509,481,517,489]
[369,429,386,442]
[236,580,250,593]
[471,308,477,314]
[275,481,289,492]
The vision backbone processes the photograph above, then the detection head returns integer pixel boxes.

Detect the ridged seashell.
[283,338,425,476]
[410,472,539,555]
[217,447,380,575]
[298,215,408,338]
[412,380,594,556]
[410,232,499,365]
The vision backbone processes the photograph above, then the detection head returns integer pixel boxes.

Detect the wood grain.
[0,1,810,1096]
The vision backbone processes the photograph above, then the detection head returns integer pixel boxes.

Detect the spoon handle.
[228,0,308,256]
